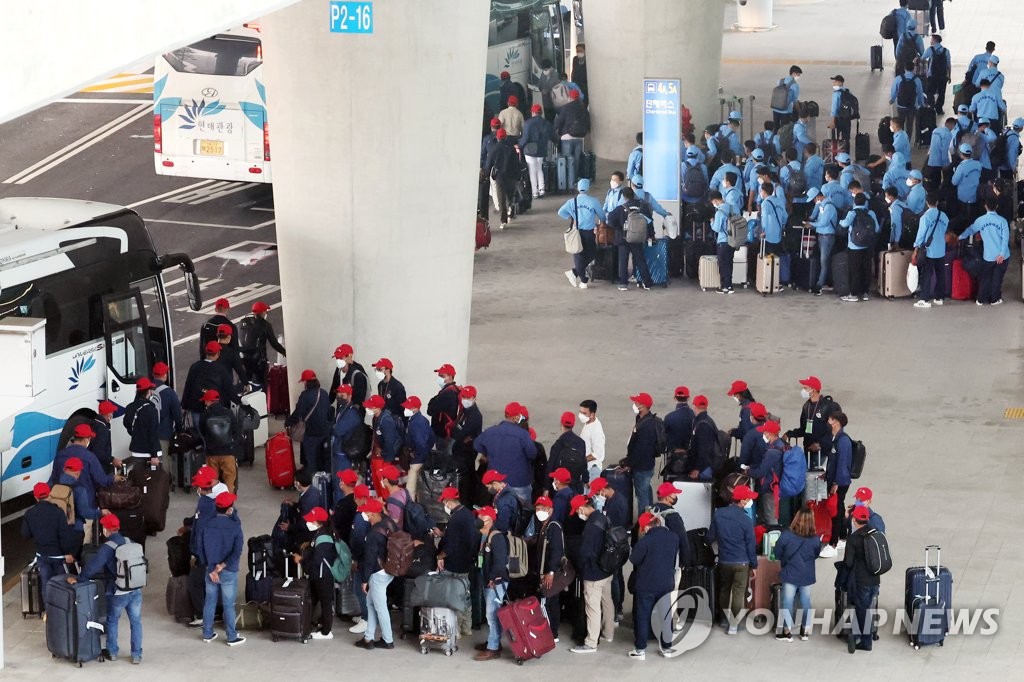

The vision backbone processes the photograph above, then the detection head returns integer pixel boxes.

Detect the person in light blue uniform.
[771,66,802,127]
[626,133,643,181]
[717,111,745,158]
[890,70,925,141]
[885,187,909,247]
[837,153,870,194]
[722,172,744,216]
[820,166,851,217]
[892,1,912,58]
[882,151,911,200]
[838,194,879,302]
[895,21,924,70]
[951,143,982,219]
[999,118,1023,178]
[803,143,824,191]
[604,171,627,214]
[954,105,974,136]
[791,113,813,161]
[805,188,838,295]
[891,118,911,159]
[921,34,952,114]
[558,178,606,289]
[906,170,927,213]
[959,197,1011,305]
[780,149,809,220]
[925,118,954,188]
[631,174,669,219]
[680,149,710,206]
[966,41,995,83]
[753,166,785,211]
[682,134,706,165]
[829,75,854,142]
[969,81,1004,126]
[975,118,997,182]
[756,183,788,256]
[744,149,768,210]
[710,190,738,294]
[912,191,949,307]
[710,152,743,195]
[754,123,776,161]
[972,55,1005,102]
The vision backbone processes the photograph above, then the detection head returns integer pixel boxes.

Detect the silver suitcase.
[698,255,720,291]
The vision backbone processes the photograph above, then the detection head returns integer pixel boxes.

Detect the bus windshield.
[162,36,262,77]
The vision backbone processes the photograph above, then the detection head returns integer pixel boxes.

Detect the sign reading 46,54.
[330,1,373,34]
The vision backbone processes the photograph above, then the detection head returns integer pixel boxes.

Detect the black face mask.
[337,399,349,409]
[474,518,485,530]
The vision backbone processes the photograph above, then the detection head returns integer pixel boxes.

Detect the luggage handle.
[923,544,941,604]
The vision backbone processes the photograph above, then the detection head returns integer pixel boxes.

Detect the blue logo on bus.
[68,355,96,390]
[503,47,520,69]
[178,98,226,130]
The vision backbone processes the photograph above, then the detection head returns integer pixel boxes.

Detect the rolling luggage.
[97,479,142,510]
[21,560,43,618]
[951,257,977,301]
[112,508,146,549]
[127,464,170,534]
[475,216,491,250]
[906,545,952,649]
[556,156,568,192]
[804,470,828,504]
[580,150,597,181]
[684,223,716,279]
[831,251,851,297]
[166,535,191,578]
[566,155,578,189]
[166,574,193,622]
[270,561,311,643]
[790,227,818,290]
[246,534,276,604]
[543,160,557,192]
[671,481,713,531]
[45,577,105,666]
[266,432,296,489]
[644,238,669,286]
[755,245,781,295]
[855,122,871,161]
[698,254,720,291]
[417,453,459,525]
[409,572,471,612]
[870,44,884,73]
[679,566,717,621]
[266,364,290,416]
[916,106,936,148]
[590,246,618,281]
[745,557,781,613]
[668,237,686,278]
[733,245,749,287]
[497,596,556,664]
[879,249,913,298]
[419,607,458,655]
[173,445,205,493]
[821,135,845,164]
[600,466,634,526]
[687,529,717,567]
[401,577,420,636]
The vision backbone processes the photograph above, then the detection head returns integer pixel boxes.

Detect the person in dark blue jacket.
[451,386,483,503]
[475,402,538,502]
[474,506,509,661]
[533,496,566,639]
[89,400,118,475]
[51,424,115,506]
[199,491,245,646]
[626,392,661,514]
[745,421,785,526]
[347,484,372,635]
[70,513,144,663]
[727,380,757,440]
[549,468,575,524]
[436,487,477,637]
[371,357,406,418]
[663,386,694,459]
[591,476,629,620]
[125,377,161,468]
[331,385,363,474]
[151,362,183,458]
[292,507,338,640]
[570,495,614,654]
[22,483,77,603]
[821,412,853,558]
[686,396,719,480]
[652,482,693,567]
[773,508,822,642]
[58,457,102,556]
[849,486,886,533]
[738,402,769,469]
[707,484,758,634]
[402,396,435,499]
[628,512,681,660]
[482,470,521,534]
[286,370,331,473]
[548,412,587,493]
[365,395,402,464]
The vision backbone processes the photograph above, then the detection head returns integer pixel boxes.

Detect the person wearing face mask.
[627,511,681,660]
[738,402,770,470]
[744,422,785,526]
[770,65,802,128]
[884,187,910,248]
[624,392,662,515]
[332,469,360,544]
[603,171,627,214]
[371,358,406,419]
[435,487,476,637]
[726,380,756,441]
[291,507,338,640]
[533,496,566,640]
[847,486,886,533]
[803,188,838,295]
[520,104,555,199]
[182,467,221,627]
[365,395,402,468]
[662,387,694,476]
[451,386,483,504]
[828,75,855,143]
[686,395,719,481]
[474,506,509,661]
[651,482,694,568]
[558,178,606,290]
[707,484,757,634]
[354,498,397,650]
[569,495,614,655]
[198,491,246,646]
[590,476,629,622]
[328,343,368,409]
[709,190,737,294]
[474,403,537,505]
[347,484,372,634]
[286,370,331,473]
[331,385,363,475]
[905,170,927,213]
[577,400,606,483]
[426,363,461,450]
[547,467,575,525]
[547,412,587,493]
[784,376,837,462]
[480,469,519,535]
[819,411,853,559]
[401,396,435,498]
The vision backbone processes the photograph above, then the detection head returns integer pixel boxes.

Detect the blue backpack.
[779,446,807,498]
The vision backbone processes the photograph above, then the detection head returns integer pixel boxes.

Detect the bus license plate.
[198,140,224,156]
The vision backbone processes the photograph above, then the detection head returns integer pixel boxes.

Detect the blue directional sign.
[642,78,681,202]
[330,2,374,34]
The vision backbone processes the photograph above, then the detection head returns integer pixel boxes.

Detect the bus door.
[101,289,151,399]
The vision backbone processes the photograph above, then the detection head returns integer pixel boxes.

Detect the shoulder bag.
[287,390,320,443]
[564,196,583,254]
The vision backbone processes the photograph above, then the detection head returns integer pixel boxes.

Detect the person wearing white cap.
[557,178,606,289]
[951,143,983,220]
[997,119,1024,179]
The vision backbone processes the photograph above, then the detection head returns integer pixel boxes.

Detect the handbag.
[539,521,576,598]
[286,391,320,443]
[564,196,583,254]
[595,223,615,246]
[97,480,142,510]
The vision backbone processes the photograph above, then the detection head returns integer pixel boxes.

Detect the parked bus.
[153,26,271,183]
[0,198,201,514]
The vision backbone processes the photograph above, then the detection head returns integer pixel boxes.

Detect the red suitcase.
[497,596,555,665]
[476,216,491,251]
[266,364,290,416]
[951,258,977,301]
[266,432,296,489]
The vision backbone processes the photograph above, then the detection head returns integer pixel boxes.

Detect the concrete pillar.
[585,0,726,162]
[261,0,488,397]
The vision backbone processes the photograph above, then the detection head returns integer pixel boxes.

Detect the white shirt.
[580,417,606,467]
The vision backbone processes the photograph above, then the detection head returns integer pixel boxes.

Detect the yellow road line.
[82,77,153,92]
[1004,407,1024,420]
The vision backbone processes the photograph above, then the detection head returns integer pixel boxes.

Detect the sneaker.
[640,283,651,291]
[553,638,559,643]
[202,633,218,644]
[660,647,677,657]
[775,632,793,642]
[822,285,834,291]
[107,654,118,662]
[814,289,823,296]
[539,191,546,197]
[628,649,646,660]
[992,299,1003,305]
[836,539,847,551]
[800,631,809,642]
[860,295,869,302]
[131,657,141,665]
[579,282,588,289]
[725,288,735,294]
[355,638,375,650]
[226,636,246,647]
[615,611,624,624]
[819,545,838,558]
[187,618,204,628]
[913,300,932,308]
[348,618,367,634]
[726,626,739,635]
[532,195,539,199]
[311,631,334,640]
[617,285,628,291]
[565,270,579,288]
[976,300,984,306]
[570,645,597,654]
[840,295,859,302]
[601,637,614,643]
[716,287,728,294]
[933,299,944,306]
[378,641,395,650]
[499,223,507,230]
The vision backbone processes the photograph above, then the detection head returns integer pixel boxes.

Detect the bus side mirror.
[155,253,203,311]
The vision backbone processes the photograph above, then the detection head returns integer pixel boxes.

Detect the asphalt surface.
[0,89,283,586]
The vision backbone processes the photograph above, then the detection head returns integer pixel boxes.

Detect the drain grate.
[1004,408,1024,419]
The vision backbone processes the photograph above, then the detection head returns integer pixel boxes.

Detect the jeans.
[632,468,654,514]
[107,589,143,658]
[573,230,597,284]
[37,556,67,606]
[484,582,508,651]
[816,234,835,288]
[633,590,669,651]
[717,243,735,290]
[829,485,850,547]
[365,569,394,643]
[978,259,1008,304]
[780,583,812,633]
[921,255,947,300]
[525,154,545,197]
[718,563,750,621]
[852,584,880,649]
[618,242,653,286]
[203,568,238,640]
[847,248,872,297]
[354,574,368,619]
[561,138,583,177]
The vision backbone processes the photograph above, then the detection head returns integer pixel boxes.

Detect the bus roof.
[0,197,132,232]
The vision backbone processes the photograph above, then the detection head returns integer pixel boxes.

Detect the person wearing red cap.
[355,497,397,649]
[451,386,483,503]
[329,343,368,408]
[548,411,587,492]
[474,505,509,661]
[547,467,574,525]
[199,298,237,360]
[370,358,406,418]
[475,405,538,506]
[330,384,365,477]
[55,456,104,558]
[199,491,246,646]
[22,481,78,606]
[88,399,120,475]
[821,410,853,558]
[520,101,554,198]
[237,302,285,384]
[746,421,786,526]
[577,399,606,482]
[402,396,436,498]
[291,507,339,640]
[627,510,681,660]
[70,513,147,663]
[651,482,694,568]
[569,494,614,655]
[533,494,566,639]
[625,392,661,514]
[590,476,630,621]
[738,401,770,471]
[286,370,331,473]
[498,92,524,140]
[685,395,722,481]
[726,380,757,442]
[50,423,117,515]
[553,71,590,178]
[436,487,477,637]
[481,116,503,173]
[479,469,520,535]
[181,339,238,419]
[707,484,758,634]
[843,503,882,652]
[331,469,360,543]
[197,388,243,493]
[483,121,519,229]
[773,507,822,642]
[785,376,838,466]
[149,363,182,461]
[498,69,526,114]
[849,486,885,532]
[663,387,694,470]
[124,377,161,469]
[366,395,403,472]
[213,323,248,386]
[425,364,460,447]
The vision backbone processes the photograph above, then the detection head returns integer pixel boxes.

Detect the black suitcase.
[477,176,490,217]
[543,161,558,195]
[600,466,634,526]
[684,238,716,280]
[166,574,193,622]
[128,464,170,534]
[790,255,819,291]
[173,444,204,493]
[870,45,883,72]
[679,566,717,622]
[831,251,851,297]
[45,577,105,666]
[22,560,43,618]
[590,246,618,281]
[401,577,420,636]
[580,151,597,181]
[916,107,936,148]
[855,121,871,161]
[269,562,311,642]
[238,430,255,466]
[877,117,894,147]
[668,237,686,278]
[166,535,191,578]
[905,545,953,649]
[112,508,147,550]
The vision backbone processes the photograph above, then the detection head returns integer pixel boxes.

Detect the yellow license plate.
[198,139,224,156]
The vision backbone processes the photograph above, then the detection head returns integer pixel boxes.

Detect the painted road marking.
[160,241,277,289]
[172,284,282,347]
[162,181,262,205]
[145,218,274,231]
[124,179,217,209]
[57,98,152,105]
[80,73,154,94]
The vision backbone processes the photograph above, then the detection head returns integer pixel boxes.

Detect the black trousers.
[926,76,947,112]
[847,249,872,297]
[829,485,850,547]
[310,573,334,634]
[717,243,735,290]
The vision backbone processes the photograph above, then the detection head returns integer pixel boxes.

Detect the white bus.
[0,198,201,514]
[153,26,271,183]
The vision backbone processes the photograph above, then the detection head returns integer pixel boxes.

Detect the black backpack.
[682,163,708,198]
[199,321,220,357]
[837,90,860,120]
[879,10,897,40]
[558,446,587,487]
[851,210,876,248]
[787,164,808,196]
[989,130,1020,168]
[863,528,893,576]
[388,491,434,539]
[569,106,591,138]
[930,45,948,81]
[597,519,631,574]
[714,130,734,164]
[237,315,259,353]
[900,208,921,248]
[896,75,917,109]
[897,36,921,71]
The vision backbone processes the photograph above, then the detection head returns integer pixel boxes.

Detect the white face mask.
[436,376,445,387]
[577,511,587,521]
[461,399,474,409]
[364,411,376,426]
[610,180,621,189]
[763,434,771,444]
[632,404,640,415]
[744,499,754,509]
[578,412,589,424]
[403,408,415,418]
[374,370,385,380]
[336,359,346,369]
[306,521,318,531]
[733,396,741,404]
[801,388,811,400]
[832,85,841,91]
[444,504,455,515]
[906,178,914,187]
[536,510,550,522]
[360,513,370,522]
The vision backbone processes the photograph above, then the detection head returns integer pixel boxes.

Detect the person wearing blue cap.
[955,105,974,137]
[558,178,606,290]
[680,149,710,206]
[882,151,912,201]
[630,174,670,221]
[837,153,870,194]
[890,67,925,142]
[770,66,802,128]
[895,18,924,76]
[921,34,951,115]
[969,81,1005,128]
[906,170,927,213]
[682,133,706,165]
[913,191,949,308]
[975,118,997,182]
[745,148,768,210]
[720,111,745,158]
[821,166,851,218]
[838,194,880,302]
[709,190,738,294]
[997,119,1023,179]
[951,143,982,220]
[959,196,1011,305]
[804,188,838,295]
[605,186,655,292]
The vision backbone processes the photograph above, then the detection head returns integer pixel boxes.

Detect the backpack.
[777,122,795,155]
[388,490,434,539]
[624,208,648,244]
[682,163,708,198]
[756,132,776,160]
[930,45,948,81]
[770,79,790,110]
[597,520,631,574]
[237,314,259,353]
[558,446,587,486]
[900,208,921,247]
[787,164,808,197]
[569,107,591,138]
[48,484,76,524]
[713,130,734,163]
[778,446,807,498]
[107,539,148,590]
[837,89,860,120]
[199,320,220,356]
[897,34,921,69]
[851,210,876,248]
[727,213,749,248]
[989,130,1020,168]
[896,75,917,109]
[863,528,893,576]
[652,415,668,456]
[850,440,868,479]
[879,10,897,40]
[314,534,352,582]
[550,82,570,109]
[506,533,529,579]
[150,384,168,416]
[383,528,415,577]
